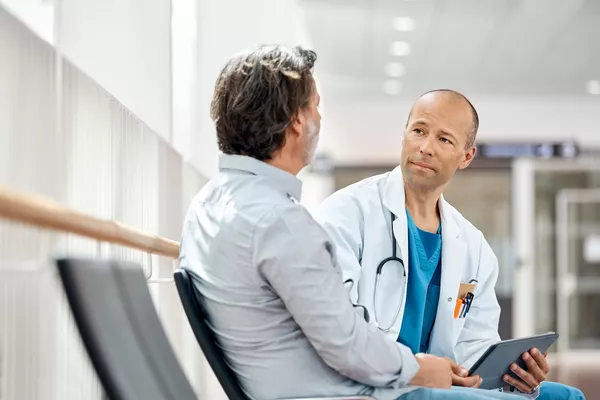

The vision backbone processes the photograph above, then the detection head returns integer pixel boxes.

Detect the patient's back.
[179,163,368,400]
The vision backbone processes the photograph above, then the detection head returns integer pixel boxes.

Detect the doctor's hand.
[408,354,453,389]
[503,348,549,394]
[444,358,482,388]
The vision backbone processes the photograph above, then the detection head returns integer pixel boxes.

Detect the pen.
[454,298,463,318]
[464,293,474,317]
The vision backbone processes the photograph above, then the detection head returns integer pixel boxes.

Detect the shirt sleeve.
[253,204,419,389]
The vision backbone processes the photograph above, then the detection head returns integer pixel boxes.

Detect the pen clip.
[463,292,474,318]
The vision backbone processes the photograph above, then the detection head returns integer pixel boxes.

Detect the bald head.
[406,89,479,148]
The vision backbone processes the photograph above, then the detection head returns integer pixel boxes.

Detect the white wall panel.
[192,0,312,178]
[58,0,172,141]
[0,0,54,44]
[0,5,57,196]
[0,7,207,399]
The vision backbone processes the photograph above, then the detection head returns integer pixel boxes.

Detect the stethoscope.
[348,211,406,332]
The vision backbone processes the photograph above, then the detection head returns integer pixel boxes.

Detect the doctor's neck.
[403,179,444,227]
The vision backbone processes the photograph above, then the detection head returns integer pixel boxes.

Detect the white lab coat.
[313,166,502,370]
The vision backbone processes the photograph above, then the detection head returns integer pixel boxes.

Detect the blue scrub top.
[397,209,442,354]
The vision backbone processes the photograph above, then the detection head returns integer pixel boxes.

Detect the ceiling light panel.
[390,41,411,56]
[586,80,600,95]
[383,79,402,95]
[393,17,415,32]
[385,62,406,78]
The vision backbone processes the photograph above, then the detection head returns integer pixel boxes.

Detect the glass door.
[512,158,600,353]
[556,188,600,351]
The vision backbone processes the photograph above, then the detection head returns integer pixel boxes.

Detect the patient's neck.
[265,148,304,176]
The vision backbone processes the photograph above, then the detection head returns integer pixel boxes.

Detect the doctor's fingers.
[505,362,539,392]
[523,351,548,382]
[529,348,550,374]
[502,371,536,394]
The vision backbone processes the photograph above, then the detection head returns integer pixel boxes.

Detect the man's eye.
[414,129,423,135]
[440,137,452,144]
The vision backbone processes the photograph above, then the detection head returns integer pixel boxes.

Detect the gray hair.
[211,45,317,160]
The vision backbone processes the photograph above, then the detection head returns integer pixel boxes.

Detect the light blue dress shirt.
[179,155,419,400]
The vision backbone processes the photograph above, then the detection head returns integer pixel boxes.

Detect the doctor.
[314,89,584,400]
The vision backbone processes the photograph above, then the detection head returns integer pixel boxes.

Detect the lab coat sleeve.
[254,205,419,389]
[312,191,364,306]
[456,232,502,370]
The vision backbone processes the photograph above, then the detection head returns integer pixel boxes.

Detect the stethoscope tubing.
[372,211,406,332]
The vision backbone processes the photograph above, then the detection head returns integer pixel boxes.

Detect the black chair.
[56,258,197,400]
[174,268,375,400]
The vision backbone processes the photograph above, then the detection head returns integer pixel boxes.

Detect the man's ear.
[458,146,476,170]
[288,111,304,138]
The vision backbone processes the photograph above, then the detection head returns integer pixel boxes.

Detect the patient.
[179,45,525,400]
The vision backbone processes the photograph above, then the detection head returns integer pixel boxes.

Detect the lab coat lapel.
[382,168,410,336]
[382,167,409,271]
[429,197,467,357]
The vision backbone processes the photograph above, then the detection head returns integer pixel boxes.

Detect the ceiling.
[301,0,600,100]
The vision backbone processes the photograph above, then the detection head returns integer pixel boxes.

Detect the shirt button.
[447,297,453,302]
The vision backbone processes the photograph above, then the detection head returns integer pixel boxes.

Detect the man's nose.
[419,136,434,156]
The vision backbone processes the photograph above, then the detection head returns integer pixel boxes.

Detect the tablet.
[468,332,559,390]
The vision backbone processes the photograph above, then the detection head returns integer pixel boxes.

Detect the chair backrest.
[173,269,249,400]
[56,258,197,400]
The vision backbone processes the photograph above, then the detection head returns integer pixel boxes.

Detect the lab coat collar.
[381,166,407,219]
[382,166,461,239]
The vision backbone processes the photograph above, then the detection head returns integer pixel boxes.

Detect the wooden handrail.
[0,185,180,258]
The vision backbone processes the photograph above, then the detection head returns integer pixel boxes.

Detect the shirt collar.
[219,154,303,201]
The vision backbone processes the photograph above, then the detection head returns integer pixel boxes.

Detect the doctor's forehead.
[406,91,473,130]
